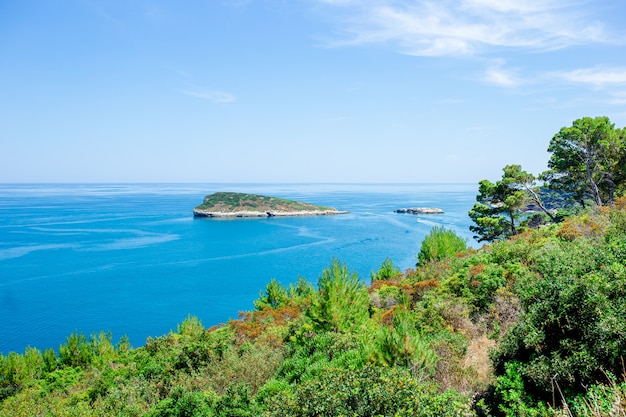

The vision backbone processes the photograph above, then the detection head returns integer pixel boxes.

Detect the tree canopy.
[468,166,527,242]
[543,116,625,206]
[470,116,626,242]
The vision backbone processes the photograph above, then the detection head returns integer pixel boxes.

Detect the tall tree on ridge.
[543,116,623,206]
[503,164,557,223]
[468,167,527,242]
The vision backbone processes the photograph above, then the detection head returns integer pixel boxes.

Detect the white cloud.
[462,0,562,14]
[174,70,236,103]
[314,0,613,57]
[608,91,626,105]
[484,68,519,87]
[176,88,237,103]
[483,60,523,87]
[556,67,626,87]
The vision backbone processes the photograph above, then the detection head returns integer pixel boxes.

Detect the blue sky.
[1,0,625,183]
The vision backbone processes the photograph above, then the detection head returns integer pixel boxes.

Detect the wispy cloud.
[176,87,237,103]
[174,71,236,103]
[554,67,626,87]
[608,91,626,105]
[483,60,523,87]
[314,0,613,57]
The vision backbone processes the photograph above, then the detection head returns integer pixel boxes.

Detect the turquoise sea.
[0,183,477,354]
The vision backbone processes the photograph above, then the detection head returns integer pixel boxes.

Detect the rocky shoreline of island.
[395,207,444,214]
[193,192,348,218]
[193,208,348,218]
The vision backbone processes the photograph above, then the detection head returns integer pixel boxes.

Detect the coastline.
[192,208,349,218]
[395,207,444,214]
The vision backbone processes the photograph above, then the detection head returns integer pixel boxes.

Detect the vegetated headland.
[192,192,348,218]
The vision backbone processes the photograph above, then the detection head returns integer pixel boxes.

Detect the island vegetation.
[193,192,347,218]
[1,116,626,416]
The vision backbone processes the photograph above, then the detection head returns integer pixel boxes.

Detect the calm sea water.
[0,183,477,354]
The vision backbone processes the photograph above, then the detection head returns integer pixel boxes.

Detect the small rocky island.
[395,207,444,215]
[193,192,348,218]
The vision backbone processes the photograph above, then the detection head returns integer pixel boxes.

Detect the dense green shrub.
[173,325,232,371]
[278,330,364,384]
[266,365,474,417]
[490,237,626,408]
[43,366,83,394]
[59,333,94,369]
[306,259,370,333]
[568,375,626,417]
[417,226,468,265]
[199,342,284,396]
[147,386,214,417]
[58,331,117,369]
[254,279,290,310]
[366,306,438,376]
[0,348,45,393]
[481,361,552,417]
[467,263,507,312]
[371,257,402,281]
[215,383,254,417]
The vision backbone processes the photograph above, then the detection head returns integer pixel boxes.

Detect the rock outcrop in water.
[193,192,348,218]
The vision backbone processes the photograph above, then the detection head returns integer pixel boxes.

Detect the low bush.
[417,226,468,265]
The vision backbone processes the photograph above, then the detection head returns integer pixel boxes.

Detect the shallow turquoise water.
[0,183,477,354]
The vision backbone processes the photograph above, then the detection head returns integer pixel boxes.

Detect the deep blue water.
[0,183,477,354]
